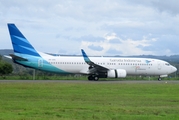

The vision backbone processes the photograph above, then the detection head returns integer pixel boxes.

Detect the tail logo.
[8,24,40,56]
[145,60,151,64]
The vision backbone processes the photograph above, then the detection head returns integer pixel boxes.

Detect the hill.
[0,49,13,55]
[0,49,179,63]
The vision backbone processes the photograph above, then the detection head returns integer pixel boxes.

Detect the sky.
[0,0,179,56]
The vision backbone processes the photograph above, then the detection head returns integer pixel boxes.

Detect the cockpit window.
[165,63,170,66]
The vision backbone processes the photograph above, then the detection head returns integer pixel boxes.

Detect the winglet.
[81,49,109,72]
[81,49,91,64]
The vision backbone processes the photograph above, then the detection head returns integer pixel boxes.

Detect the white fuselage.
[40,54,176,76]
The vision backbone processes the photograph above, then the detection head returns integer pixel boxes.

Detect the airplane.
[6,23,177,81]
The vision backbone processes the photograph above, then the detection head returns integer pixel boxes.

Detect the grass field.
[0,81,179,120]
[1,74,178,80]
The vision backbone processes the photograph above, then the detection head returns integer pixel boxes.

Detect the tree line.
[0,54,179,80]
[0,55,13,78]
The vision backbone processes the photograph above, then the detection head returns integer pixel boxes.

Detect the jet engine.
[107,69,127,78]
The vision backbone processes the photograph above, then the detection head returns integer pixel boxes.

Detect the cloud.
[79,35,104,42]
[0,0,179,56]
[80,32,157,56]
[88,44,103,51]
[108,38,122,44]
[106,48,123,55]
[125,0,179,15]
[152,0,179,15]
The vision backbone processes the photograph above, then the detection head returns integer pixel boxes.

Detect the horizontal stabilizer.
[3,55,12,59]
[9,54,28,61]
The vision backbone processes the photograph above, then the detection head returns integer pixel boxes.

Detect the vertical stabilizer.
[7,24,40,56]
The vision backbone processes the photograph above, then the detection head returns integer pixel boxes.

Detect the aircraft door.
[158,61,161,70]
[38,59,43,68]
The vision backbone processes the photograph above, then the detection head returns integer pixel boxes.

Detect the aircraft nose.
[172,66,177,73]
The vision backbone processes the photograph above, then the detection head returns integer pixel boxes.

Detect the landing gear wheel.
[94,76,99,81]
[88,75,99,81]
[88,76,93,81]
[158,77,162,81]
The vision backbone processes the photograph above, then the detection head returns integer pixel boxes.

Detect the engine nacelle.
[107,69,127,78]
[160,75,168,78]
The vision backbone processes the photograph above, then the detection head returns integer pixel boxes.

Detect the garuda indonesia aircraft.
[7,23,177,81]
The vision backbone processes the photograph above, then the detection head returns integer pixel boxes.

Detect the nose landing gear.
[158,77,162,81]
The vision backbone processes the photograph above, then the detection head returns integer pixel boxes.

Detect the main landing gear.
[88,75,99,81]
[158,77,162,81]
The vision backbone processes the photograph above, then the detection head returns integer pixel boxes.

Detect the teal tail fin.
[7,23,40,57]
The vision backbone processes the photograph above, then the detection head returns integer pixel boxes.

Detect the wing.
[81,49,109,74]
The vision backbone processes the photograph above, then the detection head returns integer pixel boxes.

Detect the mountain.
[0,49,13,55]
[0,49,179,63]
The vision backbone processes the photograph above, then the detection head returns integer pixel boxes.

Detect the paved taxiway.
[0,80,179,84]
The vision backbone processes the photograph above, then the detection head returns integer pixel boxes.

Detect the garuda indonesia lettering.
[7,24,177,81]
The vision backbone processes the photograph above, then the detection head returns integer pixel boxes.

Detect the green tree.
[0,57,13,78]
[0,55,2,61]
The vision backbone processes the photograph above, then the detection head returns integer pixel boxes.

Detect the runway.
[0,80,179,84]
